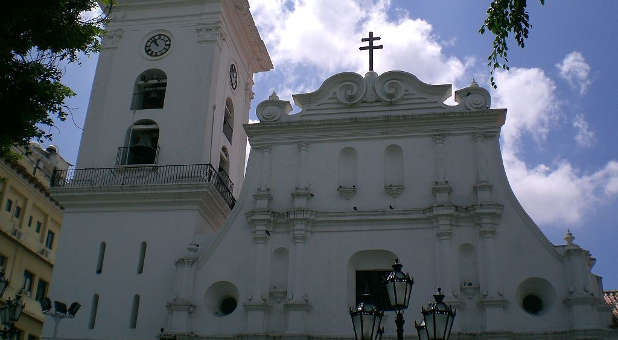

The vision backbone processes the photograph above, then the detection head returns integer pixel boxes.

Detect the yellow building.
[1,143,68,340]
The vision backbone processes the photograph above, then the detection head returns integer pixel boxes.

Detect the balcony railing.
[217,168,234,193]
[51,164,235,209]
[116,146,160,165]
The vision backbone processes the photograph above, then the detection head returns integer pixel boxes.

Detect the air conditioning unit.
[39,248,50,258]
[11,228,23,239]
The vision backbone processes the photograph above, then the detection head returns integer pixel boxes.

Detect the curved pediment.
[255,70,492,122]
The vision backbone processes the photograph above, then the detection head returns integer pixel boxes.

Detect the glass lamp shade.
[350,301,384,340]
[40,297,52,313]
[12,295,24,322]
[0,305,9,325]
[385,259,413,310]
[421,288,456,340]
[54,301,67,315]
[415,321,428,340]
[68,302,81,317]
[0,271,8,299]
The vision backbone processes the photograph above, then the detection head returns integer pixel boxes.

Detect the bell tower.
[46,1,271,340]
[76,0,271,196]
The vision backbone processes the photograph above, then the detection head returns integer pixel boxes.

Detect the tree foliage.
[0,0,110,156]
[480,0,545,88]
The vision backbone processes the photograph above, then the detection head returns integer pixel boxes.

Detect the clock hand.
[153,40,159,47]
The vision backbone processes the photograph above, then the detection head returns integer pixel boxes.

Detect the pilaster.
[285,208,314,334]
[166,243,199,334]
[245,209,274,333]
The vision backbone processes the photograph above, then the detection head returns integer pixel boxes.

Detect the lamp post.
[349,260,456,340]
[40,297,81,340]
[0,271,8,299]
[0,290,24,340]
[417,288,456,340]
[349,294,384,340]
[385,259,413,340]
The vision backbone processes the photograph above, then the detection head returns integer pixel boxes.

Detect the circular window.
[219,296,237,315]
[204,281,239,317]
[516,277,556,316]
[522,294,543,315]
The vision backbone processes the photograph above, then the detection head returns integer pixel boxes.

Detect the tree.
[480,0,545,88]
[0,0,110,156]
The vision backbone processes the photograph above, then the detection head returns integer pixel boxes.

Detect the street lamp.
[385,259,413,340]
[0,271,8,299]
[349,294,384,340]
[349,260,456,340]
[419,288,456,340]
[40,297,81,340]
[0,292,25,340]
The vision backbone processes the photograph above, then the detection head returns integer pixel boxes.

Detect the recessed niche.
[205,281,239,317]
[516,277,556,316]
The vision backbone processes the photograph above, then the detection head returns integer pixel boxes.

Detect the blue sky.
[51,0,617,288]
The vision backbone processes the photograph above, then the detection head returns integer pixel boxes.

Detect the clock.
[229,64,238,90]
[145,34,171,57]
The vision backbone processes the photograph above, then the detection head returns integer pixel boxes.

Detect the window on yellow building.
[5,199,12,212]
[35,279,48,302]
[45,231,55,250]
[14,206,21,218]
[22,270,34,295]
[35,221,42,233]
[0,254,6,271]
[27,216,33,227]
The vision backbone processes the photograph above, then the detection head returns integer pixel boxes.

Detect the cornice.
[50,183,231,226]
[245,110,504,147]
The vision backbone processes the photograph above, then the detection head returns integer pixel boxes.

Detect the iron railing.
[51,164,235,209]
[217,168,234,193]
[116,146,160,165]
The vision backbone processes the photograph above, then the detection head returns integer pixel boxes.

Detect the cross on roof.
[359,31,383,71]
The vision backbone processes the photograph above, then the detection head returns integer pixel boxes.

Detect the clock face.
[145,34,171,57]
[229,64,238,90]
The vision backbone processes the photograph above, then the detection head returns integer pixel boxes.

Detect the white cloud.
[493,67,559,152]
[493,68,617,226]
[573,113,596,148]
[556,51,591,95]
[249,0,471,92]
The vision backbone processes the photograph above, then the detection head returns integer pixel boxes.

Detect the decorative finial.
[471,78,478,87]
[564,229,574,245]
[359,31,383,71]
[269,91,279,100]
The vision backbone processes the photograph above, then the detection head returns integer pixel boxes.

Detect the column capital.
[195,23,226,45]
[297,142,310,152]
[102,29,123,49]
[432,133,447,144]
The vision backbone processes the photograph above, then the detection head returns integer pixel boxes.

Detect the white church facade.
[46,1,616,340]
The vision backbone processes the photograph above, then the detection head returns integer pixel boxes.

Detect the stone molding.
[195,23,226,44]
[166,298,196,313]
[252,71,497,124]
[50,183,230,228]
[102,29,123,49]
[384,184,404,198]
[246,113,505,148]
[337,185,357,200]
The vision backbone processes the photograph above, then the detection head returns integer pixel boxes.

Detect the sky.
[51,1,617,288]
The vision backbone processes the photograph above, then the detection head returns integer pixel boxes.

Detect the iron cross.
[359,31,383,71]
